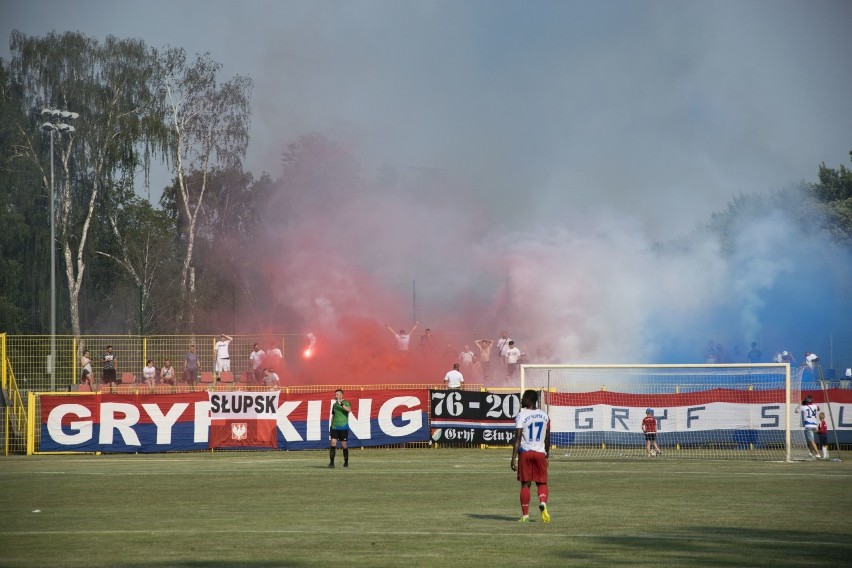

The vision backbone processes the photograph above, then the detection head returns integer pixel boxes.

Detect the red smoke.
[278,316,463,386]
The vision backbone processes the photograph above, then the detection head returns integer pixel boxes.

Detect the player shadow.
[552,526,852,565]
[466,513,519,522]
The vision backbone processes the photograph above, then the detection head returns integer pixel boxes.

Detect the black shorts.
[103,369,117,383]
[330,428,348,441]
[645,433,657,441]
[818,432,828,446]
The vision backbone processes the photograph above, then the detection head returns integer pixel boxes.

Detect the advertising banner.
[39,389,429,453]
[548,389,852,433]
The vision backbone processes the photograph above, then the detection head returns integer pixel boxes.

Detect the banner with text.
[39,389,430,453]
[547,389,852,446]
[208,391,280,449]
[428,390,520,445]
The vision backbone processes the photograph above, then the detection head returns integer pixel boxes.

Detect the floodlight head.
[60,110,71,118]
[57,123,75,133]
[68,111,79,120]
[40,108,53,116]
[41,122,57,132]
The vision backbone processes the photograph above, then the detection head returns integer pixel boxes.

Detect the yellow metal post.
[26,391,36,456]
[1,333,6,390]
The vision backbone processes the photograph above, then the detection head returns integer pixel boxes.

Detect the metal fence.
[3,334,310,392]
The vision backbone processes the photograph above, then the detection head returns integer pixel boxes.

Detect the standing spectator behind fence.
[496,331,511,363]
[443,363,464,389]
[214,334,233,378]
[459,344,475,371]
[419,328,435,352]
[250,343,266,382]
[102,345,117,385]
[183,344,199,385]
[80,350,92,385]
[266,342,283,372]
[747,342,762,363]
[703,340,717,363]
[263,368,280,388]
[385,321,420,352]
[160,360,176,386]
[143,360,157,387]
[505,341,522,382]
[475,338,493,380]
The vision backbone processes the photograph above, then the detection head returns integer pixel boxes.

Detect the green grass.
[1,449,850,567]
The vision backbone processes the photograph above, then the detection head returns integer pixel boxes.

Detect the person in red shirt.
[642,408,661,457]
[817,411,829,460]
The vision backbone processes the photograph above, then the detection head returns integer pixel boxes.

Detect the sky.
[3,0,852,377]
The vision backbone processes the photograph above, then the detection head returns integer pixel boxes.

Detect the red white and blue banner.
[548,389,852,432]
[546,389,852,446]
[39,389,429,453]
[209,391,280,449]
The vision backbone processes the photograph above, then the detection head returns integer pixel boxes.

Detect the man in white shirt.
[458,345,475,370]
[805,352,819,370]
[496,330,512,377]
[385,321,420,351]
[443,363,464,389]
[505,341,522,381]
[496,330,511,360]
[249,343,266,382]
[262,368,281,387]
[214,334,233,376]
[266,342,283,371]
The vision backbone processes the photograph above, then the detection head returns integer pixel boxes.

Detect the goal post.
[520,363,806,462]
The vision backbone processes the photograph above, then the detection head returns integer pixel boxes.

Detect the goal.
[520,364,808,461]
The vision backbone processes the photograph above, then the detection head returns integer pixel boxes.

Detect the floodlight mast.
[40,107,78,391]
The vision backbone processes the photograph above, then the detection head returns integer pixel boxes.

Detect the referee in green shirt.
[328,389,351,468]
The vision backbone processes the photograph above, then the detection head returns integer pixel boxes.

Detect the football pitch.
[1,449,850,567]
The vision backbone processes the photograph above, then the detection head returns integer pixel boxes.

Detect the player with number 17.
[510,389,551,523]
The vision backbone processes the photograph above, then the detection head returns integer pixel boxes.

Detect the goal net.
[521,364,809,461]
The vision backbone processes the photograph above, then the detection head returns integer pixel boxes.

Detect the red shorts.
[517,451,548,484]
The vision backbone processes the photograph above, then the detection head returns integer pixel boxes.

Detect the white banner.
[208,391,280,420]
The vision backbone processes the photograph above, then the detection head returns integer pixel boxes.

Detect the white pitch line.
[2,468,849,479]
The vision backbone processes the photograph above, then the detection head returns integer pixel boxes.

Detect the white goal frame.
[521,363,802,462]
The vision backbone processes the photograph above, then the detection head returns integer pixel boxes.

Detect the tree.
[808,152,852,244]
[160,166,270,331]
[94,196,179,333]
[0,59,44,333]
[7,31,162,337]
[155,48,252,331]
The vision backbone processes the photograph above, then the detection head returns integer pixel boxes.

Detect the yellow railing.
[7,360,26,435]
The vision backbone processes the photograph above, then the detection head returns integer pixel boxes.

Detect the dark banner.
[428,390,520,445]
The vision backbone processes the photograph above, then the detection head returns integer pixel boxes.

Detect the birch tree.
[8,31,161,337]
[155,48,252,331]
